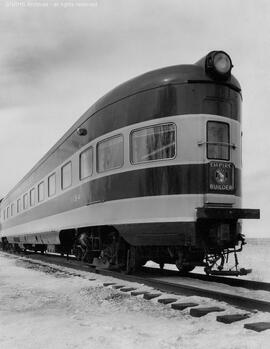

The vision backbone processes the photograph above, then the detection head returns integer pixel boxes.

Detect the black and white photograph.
[0,0,270,348]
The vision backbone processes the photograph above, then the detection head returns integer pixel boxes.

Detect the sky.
[0,0,269,236]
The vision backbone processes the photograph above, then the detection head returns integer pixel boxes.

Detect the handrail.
[197,141,237,149]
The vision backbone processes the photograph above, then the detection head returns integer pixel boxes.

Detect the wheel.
[175,262,195,274]
[124,247,147,274]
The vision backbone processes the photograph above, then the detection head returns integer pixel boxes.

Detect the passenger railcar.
[0,51,260,274]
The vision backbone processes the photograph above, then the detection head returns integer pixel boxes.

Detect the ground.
[1,252,270,349]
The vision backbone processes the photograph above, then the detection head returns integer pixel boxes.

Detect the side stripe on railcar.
[2,164,241,230]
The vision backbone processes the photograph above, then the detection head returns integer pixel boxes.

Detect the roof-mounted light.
[205,51,233,80]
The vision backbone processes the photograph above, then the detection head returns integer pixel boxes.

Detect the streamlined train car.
[0,51,260,274]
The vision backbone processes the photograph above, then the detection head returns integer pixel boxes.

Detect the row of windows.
[79,123,176,179]
[3,169,63,221]
[2,123,176,221]
[2,121,230,221]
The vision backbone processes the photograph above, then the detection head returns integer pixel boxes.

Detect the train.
[0,50,260,275]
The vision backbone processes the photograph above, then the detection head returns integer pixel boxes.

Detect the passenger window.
[38,182,45,202]
[23,193,28,210]
[131,123,176,164]
[11,203,14,216]
[30,188,35,207]
[97,135,124,172]
[207,121,230,160]
[17,198,21,213]
[48,173,56,196]
[61,162,72,189]
[80,147,93,179]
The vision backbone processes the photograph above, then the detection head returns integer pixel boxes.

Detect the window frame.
[30,188,35,207]
[61,161,72,190]
[11,203,14,217]
[130,122,177,165]
[96,134,124,173]
[17,198,21,213]
[206,120,230,161]
[23,193,28,210]
[48,172,57,197]
[79,146,93,180]
[38,181,45,203]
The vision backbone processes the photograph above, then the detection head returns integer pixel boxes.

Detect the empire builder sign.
[209,162,234,191]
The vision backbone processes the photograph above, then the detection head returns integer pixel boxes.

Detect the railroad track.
[8,249,270,291]
[2,250,270,331]
[141,266,270,292]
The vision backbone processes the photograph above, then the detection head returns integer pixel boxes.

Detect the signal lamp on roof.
[205,51,233,80]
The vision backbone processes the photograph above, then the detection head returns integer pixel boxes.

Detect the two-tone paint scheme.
[0,51,260,274]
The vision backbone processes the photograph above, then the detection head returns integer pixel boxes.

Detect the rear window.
[207,121,230,160]
[131,123,176,164]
